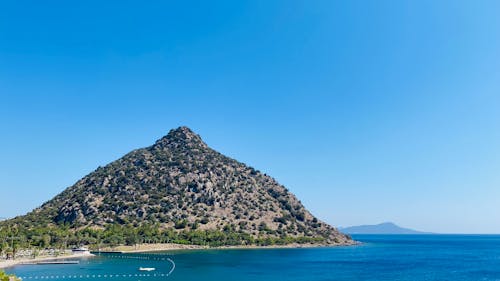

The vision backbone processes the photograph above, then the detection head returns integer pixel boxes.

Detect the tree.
[0,270,20,281]
[175,220,188,229]
[0,241,7,257]
[42,234,51,248]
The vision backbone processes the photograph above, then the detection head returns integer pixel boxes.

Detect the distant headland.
[340,222,433,235]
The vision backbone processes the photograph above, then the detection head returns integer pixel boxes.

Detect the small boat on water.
[139,267,156,271]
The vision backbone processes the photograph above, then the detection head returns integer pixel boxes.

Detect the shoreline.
[1,241,359,269]
[99,241,358,254]
[0,252,94,270]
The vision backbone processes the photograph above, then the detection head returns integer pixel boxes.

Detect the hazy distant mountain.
[1,126,352,245]
[341,222,431,234]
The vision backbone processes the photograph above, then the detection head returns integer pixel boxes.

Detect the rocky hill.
[3,127,352,245]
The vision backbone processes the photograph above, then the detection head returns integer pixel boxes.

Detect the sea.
[6,235,500,281]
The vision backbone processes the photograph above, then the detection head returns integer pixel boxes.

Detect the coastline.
[1,241,358,269]
[99,243,207,253]
[0,252,94,269]
[99,241,358,254]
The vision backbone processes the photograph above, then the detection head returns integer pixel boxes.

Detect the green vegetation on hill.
[0,127,351,251]
[0,223,328,256]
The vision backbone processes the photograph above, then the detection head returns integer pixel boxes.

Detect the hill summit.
[4,127,352,246]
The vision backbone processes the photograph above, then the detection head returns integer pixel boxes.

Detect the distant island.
[340,222,432,234]
[0,126,353,259]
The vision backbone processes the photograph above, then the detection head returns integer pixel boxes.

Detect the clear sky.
[1,1,499,233]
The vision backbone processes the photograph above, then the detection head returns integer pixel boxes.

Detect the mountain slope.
[341,222,431,234]
[4,127,352,245]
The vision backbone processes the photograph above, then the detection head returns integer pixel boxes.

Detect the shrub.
[0,271,20,281]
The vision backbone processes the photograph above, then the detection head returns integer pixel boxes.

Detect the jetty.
[36,261,80,265]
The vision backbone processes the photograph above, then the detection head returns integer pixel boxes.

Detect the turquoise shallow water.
[6,235,500,281]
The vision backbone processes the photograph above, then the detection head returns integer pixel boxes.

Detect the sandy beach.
[0,252,94,269]
[99,243,207,253]
[101,242,356,253]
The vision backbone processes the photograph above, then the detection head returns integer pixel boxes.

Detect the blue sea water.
[6,235,500,281]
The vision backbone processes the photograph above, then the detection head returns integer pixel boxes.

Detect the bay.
[7,235,500,281]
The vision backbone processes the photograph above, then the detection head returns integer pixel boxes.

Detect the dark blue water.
[7,235,500,280]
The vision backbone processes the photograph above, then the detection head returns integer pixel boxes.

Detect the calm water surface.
[7,235,500,281]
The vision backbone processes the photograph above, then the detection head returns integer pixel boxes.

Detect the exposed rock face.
[10,127,352,244]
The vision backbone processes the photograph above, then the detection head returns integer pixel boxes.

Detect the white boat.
[139,267,156,272]
[72,246,90,254]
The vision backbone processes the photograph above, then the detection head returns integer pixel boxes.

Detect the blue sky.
[1,1,499,233]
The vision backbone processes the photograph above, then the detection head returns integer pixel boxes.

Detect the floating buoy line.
[18,254,176,280]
